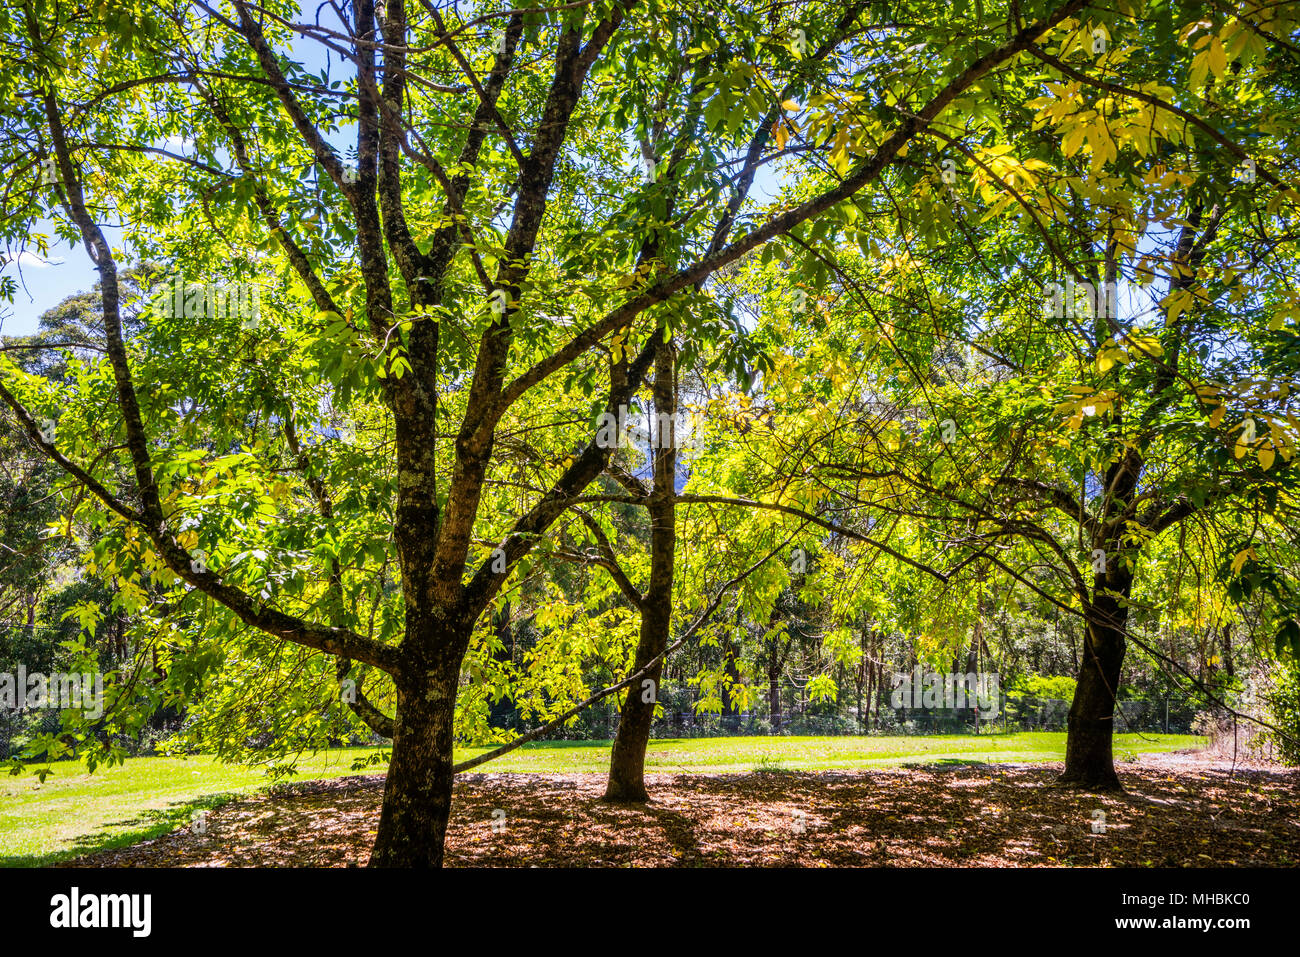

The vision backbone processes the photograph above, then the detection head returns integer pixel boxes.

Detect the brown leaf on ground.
[64,753,1300,868]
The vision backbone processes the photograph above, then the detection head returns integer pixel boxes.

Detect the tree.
[710,1,1300,786]
[5,0,1189,868]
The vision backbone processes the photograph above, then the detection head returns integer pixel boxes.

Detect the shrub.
[1266,667,1300,766]
[1006,674,1077,701]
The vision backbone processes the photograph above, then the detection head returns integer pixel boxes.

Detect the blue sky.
[2,233,103,336]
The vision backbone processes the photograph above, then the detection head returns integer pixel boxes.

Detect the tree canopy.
[1,0,1298,865]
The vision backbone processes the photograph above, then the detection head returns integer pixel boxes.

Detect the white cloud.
[15,251,65,268]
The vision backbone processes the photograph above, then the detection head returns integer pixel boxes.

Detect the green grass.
[0,749,383,868]
[456,731,1202,773]
[1,732,1202,867]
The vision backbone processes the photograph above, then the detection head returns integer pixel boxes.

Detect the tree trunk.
[856,661,865,734]
[1059,576,1130,790]
[964,638,980,728]
[872,660,882,730]
[604,342,677,802]
[1220,623,1234,680]
[768,655,782,732]
[719,621,742,716]
[605,603,670,800]
[766,605,784,732]
[368,664,458,866]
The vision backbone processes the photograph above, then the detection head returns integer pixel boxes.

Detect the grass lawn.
[1,732,1202,867]
[457,731,1201,773]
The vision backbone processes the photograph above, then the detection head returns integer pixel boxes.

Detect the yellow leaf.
[1258,446,1276,470]
[1230,547,1256,576]
[1207,37,1228,79]
[1189,51,1210,92]
[1234,434,1248,459]
[1128,334,1164,357]
[1162,289,1194,323]
[1208,405,1226,429]
[1063,125,1087,158]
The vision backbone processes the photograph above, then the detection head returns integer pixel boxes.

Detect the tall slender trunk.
[720,634,742,716]
[871,659,881,730]
[719,603,741,717]
[605,343,677,801]
[1219,623,1234,680]
[768,661,782,731]
[766,605,783,731]
[964,638,980,727]
[856,654,865,734]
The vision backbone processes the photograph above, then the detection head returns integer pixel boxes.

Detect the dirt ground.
[67,751,1300,867]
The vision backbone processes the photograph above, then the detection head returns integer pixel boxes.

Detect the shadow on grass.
[471,738,700,752]
[1,791,242,869]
